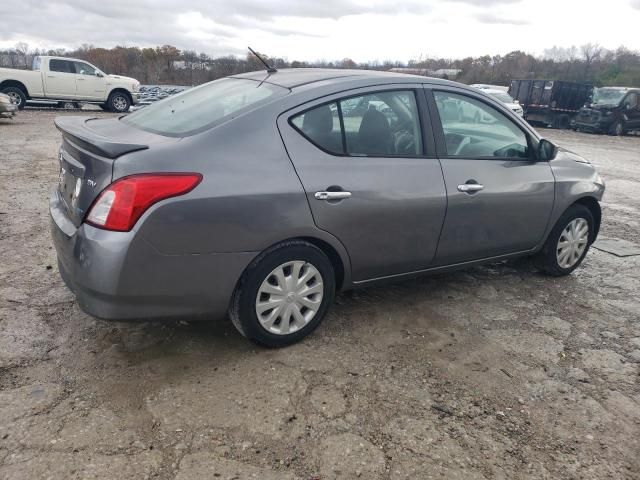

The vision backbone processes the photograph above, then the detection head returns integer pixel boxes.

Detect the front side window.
[123,78,287,137]
[49,59,74,73]
[74,62,96,76]
[290,90,423,157]
[434,91,529,159]
[623,93,638,109]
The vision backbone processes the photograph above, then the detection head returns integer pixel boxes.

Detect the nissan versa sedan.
[50,69,605,347]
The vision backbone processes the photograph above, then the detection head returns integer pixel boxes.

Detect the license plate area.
[58,150,85,211]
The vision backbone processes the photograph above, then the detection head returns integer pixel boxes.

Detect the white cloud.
[0,0,639,61]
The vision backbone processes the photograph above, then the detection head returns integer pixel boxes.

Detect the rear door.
[427,87,555,265]
[278,85,447,282]
[45,59,77,98]
[73,61,106,100]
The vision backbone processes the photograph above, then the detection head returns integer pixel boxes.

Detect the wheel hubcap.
[255,261,324,335]
[7,92,20,105]
[113,96,127,111]
[556,218,589,269]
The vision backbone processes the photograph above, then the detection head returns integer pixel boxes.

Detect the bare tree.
[581,43,602,76]
[15,42,29,68]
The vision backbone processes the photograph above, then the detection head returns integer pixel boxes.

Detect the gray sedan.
[50,69,605,346]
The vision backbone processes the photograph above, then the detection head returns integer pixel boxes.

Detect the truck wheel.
[2,86,27,110]
[99,104,110,111]
[558,115,570,129]
[58,101,79,110]
[609,121,624,136]
[107,92,131,113]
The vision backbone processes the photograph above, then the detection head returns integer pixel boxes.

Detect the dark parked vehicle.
[573,87,640,135]
[509,79,593,129]
[50,69,605,347]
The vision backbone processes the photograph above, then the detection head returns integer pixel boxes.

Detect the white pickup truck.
[0,56,140,112]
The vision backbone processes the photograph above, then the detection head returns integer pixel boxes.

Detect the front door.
[278,86,447,282]
[73,61,106,100]
[428,88,555,265]
[622,92,640,129]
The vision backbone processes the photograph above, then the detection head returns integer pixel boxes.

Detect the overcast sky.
[1,0,640,62]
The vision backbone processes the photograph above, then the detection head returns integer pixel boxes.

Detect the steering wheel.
[454,136,470,156]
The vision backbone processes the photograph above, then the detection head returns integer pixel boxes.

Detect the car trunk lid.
[54,115,173,227]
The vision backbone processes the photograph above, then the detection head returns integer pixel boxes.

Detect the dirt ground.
[0,109,639,480]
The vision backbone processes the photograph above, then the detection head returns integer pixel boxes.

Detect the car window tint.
[74,62,96,76]
[123,78,287,137]
[340,91,423,156]
[434,91,529,159]
[624,93,638,108]
[49,59,74,73]
[291,102,343,154]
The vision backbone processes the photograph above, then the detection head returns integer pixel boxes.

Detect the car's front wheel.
[107,91,131,113]
[610,120,625,136]
[533,204,595,276]
[229,240,335,347]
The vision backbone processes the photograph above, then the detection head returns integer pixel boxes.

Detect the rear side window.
[49,59,74,73]
[290,90,423,157]
[290,102,343,154]
[434,91,529,159]
[123,78,288,137]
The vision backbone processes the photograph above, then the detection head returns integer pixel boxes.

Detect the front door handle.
[457,183,484,193]
[315,191,352,201]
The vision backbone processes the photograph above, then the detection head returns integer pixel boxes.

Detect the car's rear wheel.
[533,204,594,276]
[229,240,335,347]
[2,86,27,110]
[107,91,131,113]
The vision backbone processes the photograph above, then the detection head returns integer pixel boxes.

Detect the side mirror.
[538,139,557,161]
[96,72,104,78]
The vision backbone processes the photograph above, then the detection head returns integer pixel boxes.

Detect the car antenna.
[248,46,277,74]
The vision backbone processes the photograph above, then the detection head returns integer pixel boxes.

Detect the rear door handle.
[315,191,352,201]
[457,183,484,193]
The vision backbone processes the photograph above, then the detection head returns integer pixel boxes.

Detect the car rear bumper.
[50,191,255,321]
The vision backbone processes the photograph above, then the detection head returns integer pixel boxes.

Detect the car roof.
[232,68,462,90]
[597,86,640,91]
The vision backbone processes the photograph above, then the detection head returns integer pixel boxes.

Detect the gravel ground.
[0,110,639,479]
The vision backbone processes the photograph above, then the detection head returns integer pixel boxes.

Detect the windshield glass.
[592,88,626,106]
[123,77,288,136]
[489,92,515,103]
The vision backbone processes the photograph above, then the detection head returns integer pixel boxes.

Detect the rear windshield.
[122,78,288,137]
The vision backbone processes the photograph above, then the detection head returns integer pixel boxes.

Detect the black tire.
[1,86,27,110]
[558,114,570,130]
[609,121,624,136]
[99,104,110,111]
[533,204,595,277]
[229,240,336,347]
[107,91,131,113]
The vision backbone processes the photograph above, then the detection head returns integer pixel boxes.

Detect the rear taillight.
[86,173,202,232]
